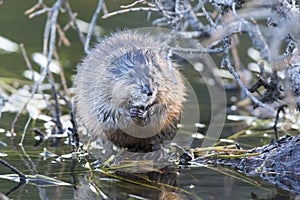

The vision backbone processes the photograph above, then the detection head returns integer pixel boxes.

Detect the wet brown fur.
[75,31,186,152]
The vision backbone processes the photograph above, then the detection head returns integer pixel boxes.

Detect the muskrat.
[75,31,186,152]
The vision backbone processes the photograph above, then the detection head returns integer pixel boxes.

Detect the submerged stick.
[0,159,26,184]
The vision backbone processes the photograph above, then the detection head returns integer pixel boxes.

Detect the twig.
[19,116,32,145]
[102,7,159,19]
[64,1,85,46]
[152,17,168,26]
[230,35,241,71]
[183,0,205,32]
[24,0,44,15]
[42,13,51,55]
[52,52,70,99]
[154,1,174,20]
[47,73,63,134]
[223,45,274,111]
[167,49,176,83]
[11,0,64,134]
[120,0,153,9]
[69,111,79,147]
[20,44,34,80]
[273,105,287,141]
[1,158,27,196]
[201,4,215,27]
[165,41,224,55]
[224,20,271,61]
[174,30,207,39]
[102,1,108,15]
[28,7,52,18]
[0,159,26,183]
[56,23,71,47]
[84,0,104,54]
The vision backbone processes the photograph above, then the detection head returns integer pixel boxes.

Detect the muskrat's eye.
[142,84,153,96]
[128,73,134,78]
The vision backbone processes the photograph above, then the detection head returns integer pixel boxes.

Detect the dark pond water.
[0,0,299,199]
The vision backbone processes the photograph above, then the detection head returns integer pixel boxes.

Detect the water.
[0,0,298,199]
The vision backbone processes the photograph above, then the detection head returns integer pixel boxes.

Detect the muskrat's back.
[75,31,186,152]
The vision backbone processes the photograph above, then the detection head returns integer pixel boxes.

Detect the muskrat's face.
[128,81,160,126]
[110,70,162,127]
[110,72,168,139]
[108,49,166,127]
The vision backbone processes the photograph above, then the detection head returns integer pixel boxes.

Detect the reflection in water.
[74,166,184,200]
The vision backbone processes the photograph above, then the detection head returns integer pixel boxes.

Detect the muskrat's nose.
[142,84,153,96]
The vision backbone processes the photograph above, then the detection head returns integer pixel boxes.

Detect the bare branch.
[84,0,104,54]
[28,7,52,18]
[223,46,274,111]
[102,7,159,19]
[11,0,64,133]
[24,0,44,15]
[120,0,154,9]
[64,1,85,46]
[56,23,71,47]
